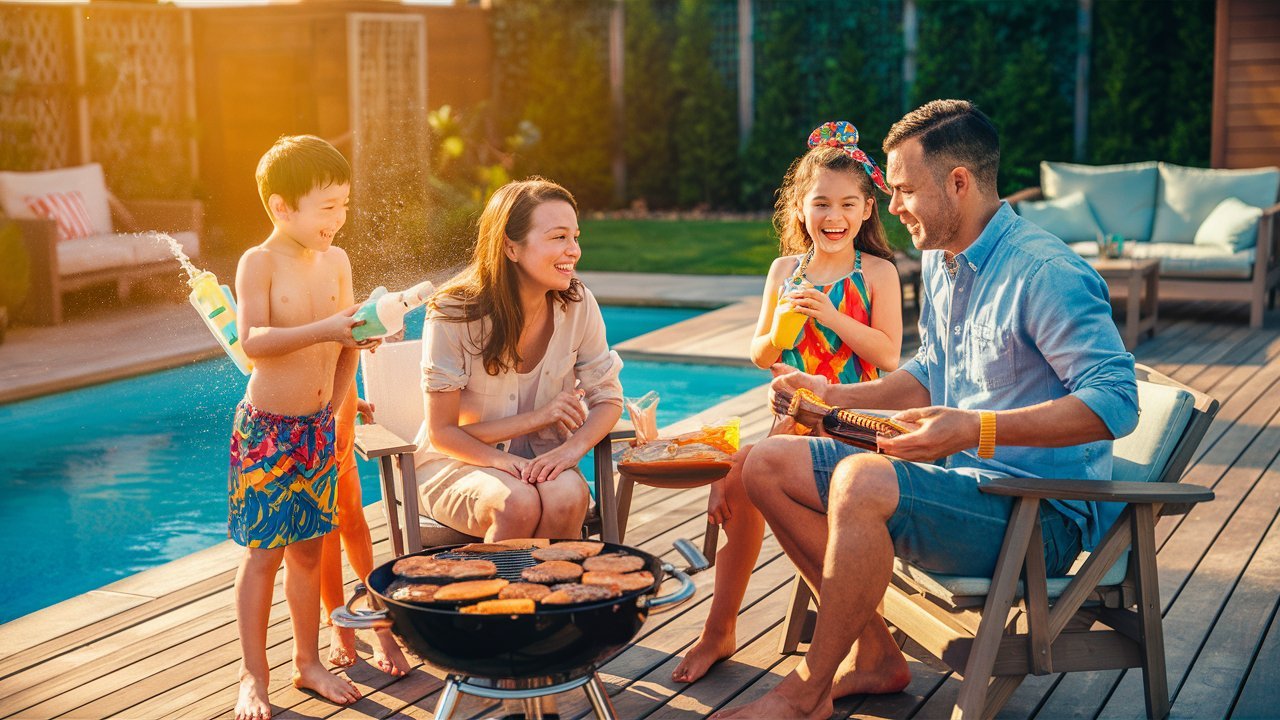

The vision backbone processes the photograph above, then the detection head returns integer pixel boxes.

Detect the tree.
[670,0,740,208]
[624,0,679,208]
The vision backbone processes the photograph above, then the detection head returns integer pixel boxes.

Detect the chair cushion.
[23,191,95,240]
[1041,161,1158,242]
[0,164,113,236]
[1016,192,1103,243]
[1069,241,1255,279]
[894,554,1129,603]
[56,235,138,276]
[1151,163,1279,244]
[1194,197,1265,252]
[1112,380,1195,484]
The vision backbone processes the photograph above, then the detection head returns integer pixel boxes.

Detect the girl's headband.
[807,121,890,195]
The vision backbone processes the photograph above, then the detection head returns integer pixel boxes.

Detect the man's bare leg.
[673,448,766,683]
[284,537,362,706]
[235,546,284,720]
[713,449,906,718]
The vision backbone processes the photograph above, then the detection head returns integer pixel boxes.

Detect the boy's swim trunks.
[228,400,338,548]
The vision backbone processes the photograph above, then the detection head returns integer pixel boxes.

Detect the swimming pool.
[0,306,766,622]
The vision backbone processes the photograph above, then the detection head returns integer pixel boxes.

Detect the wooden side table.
[1091,258,1160,350]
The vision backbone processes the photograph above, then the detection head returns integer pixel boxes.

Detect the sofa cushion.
[0,164,113,236]
[57,235,138,276]
[1152,163,1279,244]
[1016,192,1104,243]
[1194,197,1264,252]
[1070,241,1255,279]
[23,191,95,240]
[131,231,200,265]
[1042,160,1158,242]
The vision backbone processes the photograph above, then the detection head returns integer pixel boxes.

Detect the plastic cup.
[770,292,807,350]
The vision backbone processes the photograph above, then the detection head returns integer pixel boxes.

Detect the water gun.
[187,270,253,375]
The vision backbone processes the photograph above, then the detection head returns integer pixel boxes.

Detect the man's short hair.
[255,135,351,215]
[883,100,1000,191]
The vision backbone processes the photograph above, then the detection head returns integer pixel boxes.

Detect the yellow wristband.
[978,411,997,459]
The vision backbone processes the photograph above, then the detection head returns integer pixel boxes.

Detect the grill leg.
[433,676,463,720]
[523,697,545,720]
[583,672,617,720]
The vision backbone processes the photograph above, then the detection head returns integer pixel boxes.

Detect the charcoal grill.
[332,538,707,719]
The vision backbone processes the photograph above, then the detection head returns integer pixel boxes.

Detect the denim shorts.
[809,438,1082,577]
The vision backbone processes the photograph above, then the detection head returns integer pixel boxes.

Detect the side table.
[1091,258,1160,350]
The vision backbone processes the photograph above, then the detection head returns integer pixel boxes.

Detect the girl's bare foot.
[671,630,737,683]
[235,669,272,720]
[291,663,361,705]
[372,628,411,676]
[326,625,357,668]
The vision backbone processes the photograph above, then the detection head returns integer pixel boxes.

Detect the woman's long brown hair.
[430,177,583,376]
[773,146,894,263]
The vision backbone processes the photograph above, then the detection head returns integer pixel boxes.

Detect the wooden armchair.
[778,364,1219,719]
[353,337,633,556]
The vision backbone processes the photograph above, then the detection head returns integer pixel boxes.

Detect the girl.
[415,178,624,541]
[673,121,903,683]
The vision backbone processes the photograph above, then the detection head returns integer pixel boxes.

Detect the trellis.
[346,13,430,243]
[0,1,196,198]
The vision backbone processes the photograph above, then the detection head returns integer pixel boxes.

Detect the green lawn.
[578,209,912,275]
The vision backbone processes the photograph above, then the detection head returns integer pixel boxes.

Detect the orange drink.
[769,284,807,350]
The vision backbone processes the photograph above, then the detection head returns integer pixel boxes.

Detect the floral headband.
[807,121,890,195]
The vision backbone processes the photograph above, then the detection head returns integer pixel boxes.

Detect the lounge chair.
[777,363,1219,719]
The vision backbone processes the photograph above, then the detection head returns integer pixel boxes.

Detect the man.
[711,100,1138,719]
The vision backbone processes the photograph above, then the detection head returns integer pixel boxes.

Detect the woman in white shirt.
[415,178,624,540]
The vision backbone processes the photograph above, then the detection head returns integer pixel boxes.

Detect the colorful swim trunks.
[228,400,338,548]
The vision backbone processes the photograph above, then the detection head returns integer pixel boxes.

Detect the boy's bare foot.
[372,628,411,676]
[326,625,357,668]
[235,669,272,720]
[671,630,736,683]
[830,647,911,697]
[291,663,361,705]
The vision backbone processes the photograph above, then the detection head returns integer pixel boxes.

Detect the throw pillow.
[1193,196,1264,252]
[1016,192,1103,244]
[1152,163,1279,244]
[23,191,95,241]
[1041,160,1159,242]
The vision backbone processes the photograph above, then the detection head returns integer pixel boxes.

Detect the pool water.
[0,306,765,623]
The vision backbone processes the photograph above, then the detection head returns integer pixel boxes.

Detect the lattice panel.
[83,5,193,197]
[0,6,75,171]
[350,14,430,211]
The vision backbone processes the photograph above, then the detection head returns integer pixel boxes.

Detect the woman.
[414,178,623,540]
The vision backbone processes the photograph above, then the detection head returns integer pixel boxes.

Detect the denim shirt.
[901,202,1139,549]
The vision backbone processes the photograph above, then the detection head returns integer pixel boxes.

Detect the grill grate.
[434,548,539,582]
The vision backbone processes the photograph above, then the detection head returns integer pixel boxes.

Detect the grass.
[578,207,913,275]
[577,218,778,275]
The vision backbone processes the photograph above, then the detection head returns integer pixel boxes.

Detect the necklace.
[944,252,960,278]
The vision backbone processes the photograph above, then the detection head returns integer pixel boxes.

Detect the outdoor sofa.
[0,163,203,325]
[1008,160,1280,327]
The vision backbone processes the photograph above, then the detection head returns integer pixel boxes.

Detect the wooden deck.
[2,300,1279,719]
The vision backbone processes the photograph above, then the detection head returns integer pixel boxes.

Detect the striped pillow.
[23,190,96,240]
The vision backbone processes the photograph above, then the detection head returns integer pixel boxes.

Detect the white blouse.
[413,286,624,466]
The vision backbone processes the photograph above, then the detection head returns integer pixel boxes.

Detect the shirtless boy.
[229,135,378,720]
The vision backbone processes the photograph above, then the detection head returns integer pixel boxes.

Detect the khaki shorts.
[416,458,589,538]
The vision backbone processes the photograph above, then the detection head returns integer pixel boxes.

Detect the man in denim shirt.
[713,100,1138,720]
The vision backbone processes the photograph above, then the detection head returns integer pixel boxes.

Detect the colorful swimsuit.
[228,400,339,548]
[781,249,880,384]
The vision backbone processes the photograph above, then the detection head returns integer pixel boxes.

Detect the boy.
[230,135,376,720]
